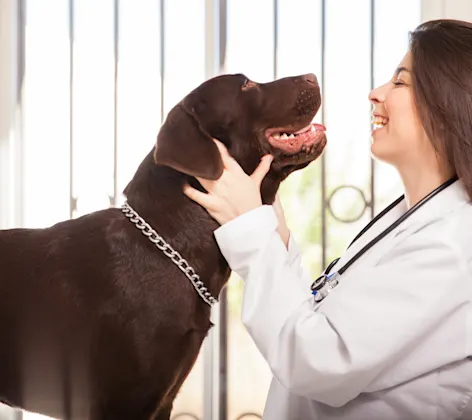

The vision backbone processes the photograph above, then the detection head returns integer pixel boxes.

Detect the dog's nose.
[302,73,318,86]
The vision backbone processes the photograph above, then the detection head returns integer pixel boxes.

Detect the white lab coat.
[214,179,472,420]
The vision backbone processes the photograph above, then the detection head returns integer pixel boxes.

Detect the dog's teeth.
[281,133,288,140]
[273,133,280,140]
[288,134,295,139]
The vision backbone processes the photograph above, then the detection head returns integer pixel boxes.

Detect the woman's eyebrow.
[395,66,410,76]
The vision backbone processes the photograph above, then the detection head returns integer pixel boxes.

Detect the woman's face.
[368,51,432,168]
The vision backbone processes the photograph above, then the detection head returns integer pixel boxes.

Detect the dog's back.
[0,208,212,419]
[0,210,119,416]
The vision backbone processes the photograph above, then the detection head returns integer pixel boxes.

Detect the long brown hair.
[409,19,472,199]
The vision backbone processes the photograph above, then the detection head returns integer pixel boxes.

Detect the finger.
[250,155,274,186]
[213,139,242,172]
[183,184,217,210]
[195,176,217,192]
[213,139,231,161]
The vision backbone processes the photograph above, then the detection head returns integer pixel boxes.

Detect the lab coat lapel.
[329,179,468,275]
[329,197,407,273]
[392,179,469,236]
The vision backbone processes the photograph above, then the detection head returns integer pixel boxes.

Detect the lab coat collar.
[394,178,470,236]
[332,178,469,273]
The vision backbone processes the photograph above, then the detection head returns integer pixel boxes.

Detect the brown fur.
[0,73,325,420]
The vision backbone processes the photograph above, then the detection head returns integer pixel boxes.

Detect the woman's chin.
[371,124,387,139]
[370,133,393,163]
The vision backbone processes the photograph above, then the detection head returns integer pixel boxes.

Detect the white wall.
[1,0,472,231]
[0,1,22,413]
[422,0,472,21]
[0,0,23,229]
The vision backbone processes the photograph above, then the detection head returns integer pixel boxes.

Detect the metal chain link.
[121,202,217,306]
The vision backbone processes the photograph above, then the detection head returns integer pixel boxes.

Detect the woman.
[184,19,472,419]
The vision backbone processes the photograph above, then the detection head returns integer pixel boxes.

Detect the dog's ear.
[153,105,224,180]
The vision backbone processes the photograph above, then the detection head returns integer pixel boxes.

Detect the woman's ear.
[153,105,224,180]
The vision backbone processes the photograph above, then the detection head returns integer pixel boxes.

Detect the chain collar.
[121,202,218,306]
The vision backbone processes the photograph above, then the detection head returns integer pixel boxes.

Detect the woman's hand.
[183,140,273,225]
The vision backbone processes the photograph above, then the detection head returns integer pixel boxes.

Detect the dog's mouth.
[265,122,327,155]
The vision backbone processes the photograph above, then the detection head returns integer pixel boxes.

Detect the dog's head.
[153,73,326,201]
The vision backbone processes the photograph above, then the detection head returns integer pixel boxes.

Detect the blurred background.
[1,0,471,419]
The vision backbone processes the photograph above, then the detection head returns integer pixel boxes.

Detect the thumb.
[250,155,273,186]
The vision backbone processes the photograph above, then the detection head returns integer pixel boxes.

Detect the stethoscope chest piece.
[311,272,339,303]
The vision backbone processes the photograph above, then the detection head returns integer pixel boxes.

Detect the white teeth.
[372,115,389,126]
[272,132,299,141]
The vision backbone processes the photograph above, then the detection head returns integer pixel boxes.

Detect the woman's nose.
[369,85,384,104]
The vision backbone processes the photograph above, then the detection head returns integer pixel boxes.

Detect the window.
[17,0,421,418]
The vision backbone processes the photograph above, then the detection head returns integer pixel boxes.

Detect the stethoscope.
[311,176,459,303]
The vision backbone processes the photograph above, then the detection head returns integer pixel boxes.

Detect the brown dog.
[0,73,326,420]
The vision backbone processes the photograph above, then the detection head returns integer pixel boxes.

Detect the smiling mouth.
[265,122,327,154]
[372,115,389,130]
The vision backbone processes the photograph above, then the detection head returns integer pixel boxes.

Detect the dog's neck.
[122,150,230,301]
[122,149,282,304]
[124,151,190,210]
[124,148,282,211]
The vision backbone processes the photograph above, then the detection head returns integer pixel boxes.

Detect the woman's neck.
[397,161,455,209]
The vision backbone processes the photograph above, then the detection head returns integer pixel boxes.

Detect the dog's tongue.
[294,123,326,135]
[268,123,326,154]
[294,124,312,134]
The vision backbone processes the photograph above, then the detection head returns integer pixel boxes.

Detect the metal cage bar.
[273,0,278,80]
[218,1,228,414]
[112,0,119,206]
[202,3,228,419]
[160,0,165,124]
[320,0,327,268]
[68,0,75,218]
[369,0,375,218]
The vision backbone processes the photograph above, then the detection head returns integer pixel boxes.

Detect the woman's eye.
[392,80,404,86]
